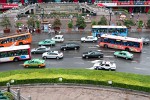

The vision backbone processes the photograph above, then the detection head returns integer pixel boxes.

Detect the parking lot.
[0,32,150,75]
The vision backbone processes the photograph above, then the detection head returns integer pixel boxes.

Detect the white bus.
[0,45,31,63]
[92,25,128,37]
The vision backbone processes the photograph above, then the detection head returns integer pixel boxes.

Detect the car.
[82,50,103,59]
[93,60,116,71]
[23,59,45,68]
[81,36,97,42]
[140,37,150,45]
[51,35,64,42]
[38,39,55,46]
[31,46,51,54]
[114,51,133,60]
[60,43,80,51]
[42,51,63,59]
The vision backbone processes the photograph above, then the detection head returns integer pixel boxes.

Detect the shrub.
[137,20,143,28]
[148,9,150,14]
[16,22,22,28]
[91,21,97,26]
[123,19,135,28]
[76,15,86,29]
[146,19,150,28]
[0,15,11,29]
[35,20,40,29]
[3,92,14,100]
[98,15,107,25]
[53,18,62,28]
[68,21,73,28]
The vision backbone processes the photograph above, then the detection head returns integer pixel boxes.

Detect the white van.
[51,35,64,42]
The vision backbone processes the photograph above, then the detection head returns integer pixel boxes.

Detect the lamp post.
[41,8,44,21]
[109,8,112,25]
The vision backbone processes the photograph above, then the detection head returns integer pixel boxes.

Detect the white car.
[81,36,97,42]
[93,61,116,71]
[51,35,64,42]
[42,51,63,59]
[31,46,51,54]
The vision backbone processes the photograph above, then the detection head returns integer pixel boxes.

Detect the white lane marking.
[74,57,82,58]
[88,47,97,48]
[86,67,95,70]
[103,51,115,53]
[104,56,114,58]
[74,62,85,64]
[131,61,138,63]
[90,60,102,63]
[134,67,147,70]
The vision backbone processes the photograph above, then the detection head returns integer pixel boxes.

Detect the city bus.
[0,32,32,47]
[92,25,128,37]
[0,45,31,63]
[99,34,143,53]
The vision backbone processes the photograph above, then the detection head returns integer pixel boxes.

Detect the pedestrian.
[131,13,134,18]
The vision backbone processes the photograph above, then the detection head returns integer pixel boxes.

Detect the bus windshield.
[0,33,32,47]
[92,25,128,37]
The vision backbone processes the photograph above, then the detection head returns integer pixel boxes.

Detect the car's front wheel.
[25,65,29,68]
[38,65,41,68]
[85,56,88,59]
[43,56,47,59]
[56,56,59,59]
[63,48,66,51]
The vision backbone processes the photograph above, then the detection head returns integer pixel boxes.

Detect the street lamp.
[41,8,44,21]
[109,8,112,25]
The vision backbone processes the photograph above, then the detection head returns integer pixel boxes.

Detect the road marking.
[131,61,138,63]
[104,55,114,58]
[88,46,97,48]
[86,67,95,70]
[74,62,85,64]
[90,60,102,63]
[74,57,82,58]
[103,51,115,53]
[134,67,147,70]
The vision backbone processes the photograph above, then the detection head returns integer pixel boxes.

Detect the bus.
[99,34,143,53]
[0,33,32,47]
[0,45,31,63]
[92,25,128,37]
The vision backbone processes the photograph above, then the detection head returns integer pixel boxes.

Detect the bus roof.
[92,25,127,29]
[0,33,31,39]
[101,34,143,42]
[0,45,30,52]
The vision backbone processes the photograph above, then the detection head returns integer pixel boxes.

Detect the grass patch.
[0,69,149,92]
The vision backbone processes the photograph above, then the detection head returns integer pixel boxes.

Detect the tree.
[123,19,135,28]
[26,16,35,28]
[98,15,107,25]
[91,21,97,26]
[53,18,62,29]
[0,15,11,29]
[16,22,23,28]
[68,20,73,28]
[76,16,86,29]
[146,19,150,28]
[137,20,143,28]
[35,20,40,29]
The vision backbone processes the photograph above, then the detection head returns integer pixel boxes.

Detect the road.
[0,32,150,75]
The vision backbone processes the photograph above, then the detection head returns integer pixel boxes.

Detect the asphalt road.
[0,32,150,75]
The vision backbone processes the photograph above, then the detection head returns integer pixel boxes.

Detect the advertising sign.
[134,1,144,5]
[2,4,18,9]
[44,24,49,33]
[117,2,134,5]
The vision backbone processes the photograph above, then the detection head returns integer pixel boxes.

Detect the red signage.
[117,2,134,5]
[1,4,18,9]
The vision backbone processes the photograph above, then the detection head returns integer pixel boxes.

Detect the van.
[51,35,64,42]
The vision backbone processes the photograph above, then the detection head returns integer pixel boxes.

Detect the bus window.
[104,38,108,43]
[7,51,14,56]
[109,39,115,44]
[1,52,8,57]
[22,49,28,55]
[133,42,140,48]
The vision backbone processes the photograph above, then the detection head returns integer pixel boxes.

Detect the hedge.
[0,69,149,92]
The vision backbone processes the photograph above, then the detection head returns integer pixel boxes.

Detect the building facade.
[0,0,150,13]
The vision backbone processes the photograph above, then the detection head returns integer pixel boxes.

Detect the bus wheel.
[104,44,108,48]
[19,42,23,45]
[125,48,129,51]
[13,58,19,62]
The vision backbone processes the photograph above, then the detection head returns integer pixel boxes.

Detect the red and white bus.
[99,34,143,53]
[0,45,31,63]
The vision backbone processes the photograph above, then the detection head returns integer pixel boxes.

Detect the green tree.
[146,19,150,28]
[16,22,23,28]
[98,15,107,25]
[26,16,35,28]
[0,15,11,29]
[123,19,135,28]
[137,20,143,28]
[76,16,86,29]
[68,20,73,28]
[35,20,40,29]
[53,18,62,28]
[91,21,97,26]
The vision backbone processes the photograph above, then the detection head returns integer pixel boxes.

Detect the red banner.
[2,3,18,9]
[117,2,134,5]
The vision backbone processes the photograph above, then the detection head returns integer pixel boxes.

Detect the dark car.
[60,43,80,51]
[141,37,150,45]
[82,50,103,59]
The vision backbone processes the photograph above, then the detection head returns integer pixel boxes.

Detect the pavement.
[9,84,150,100]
